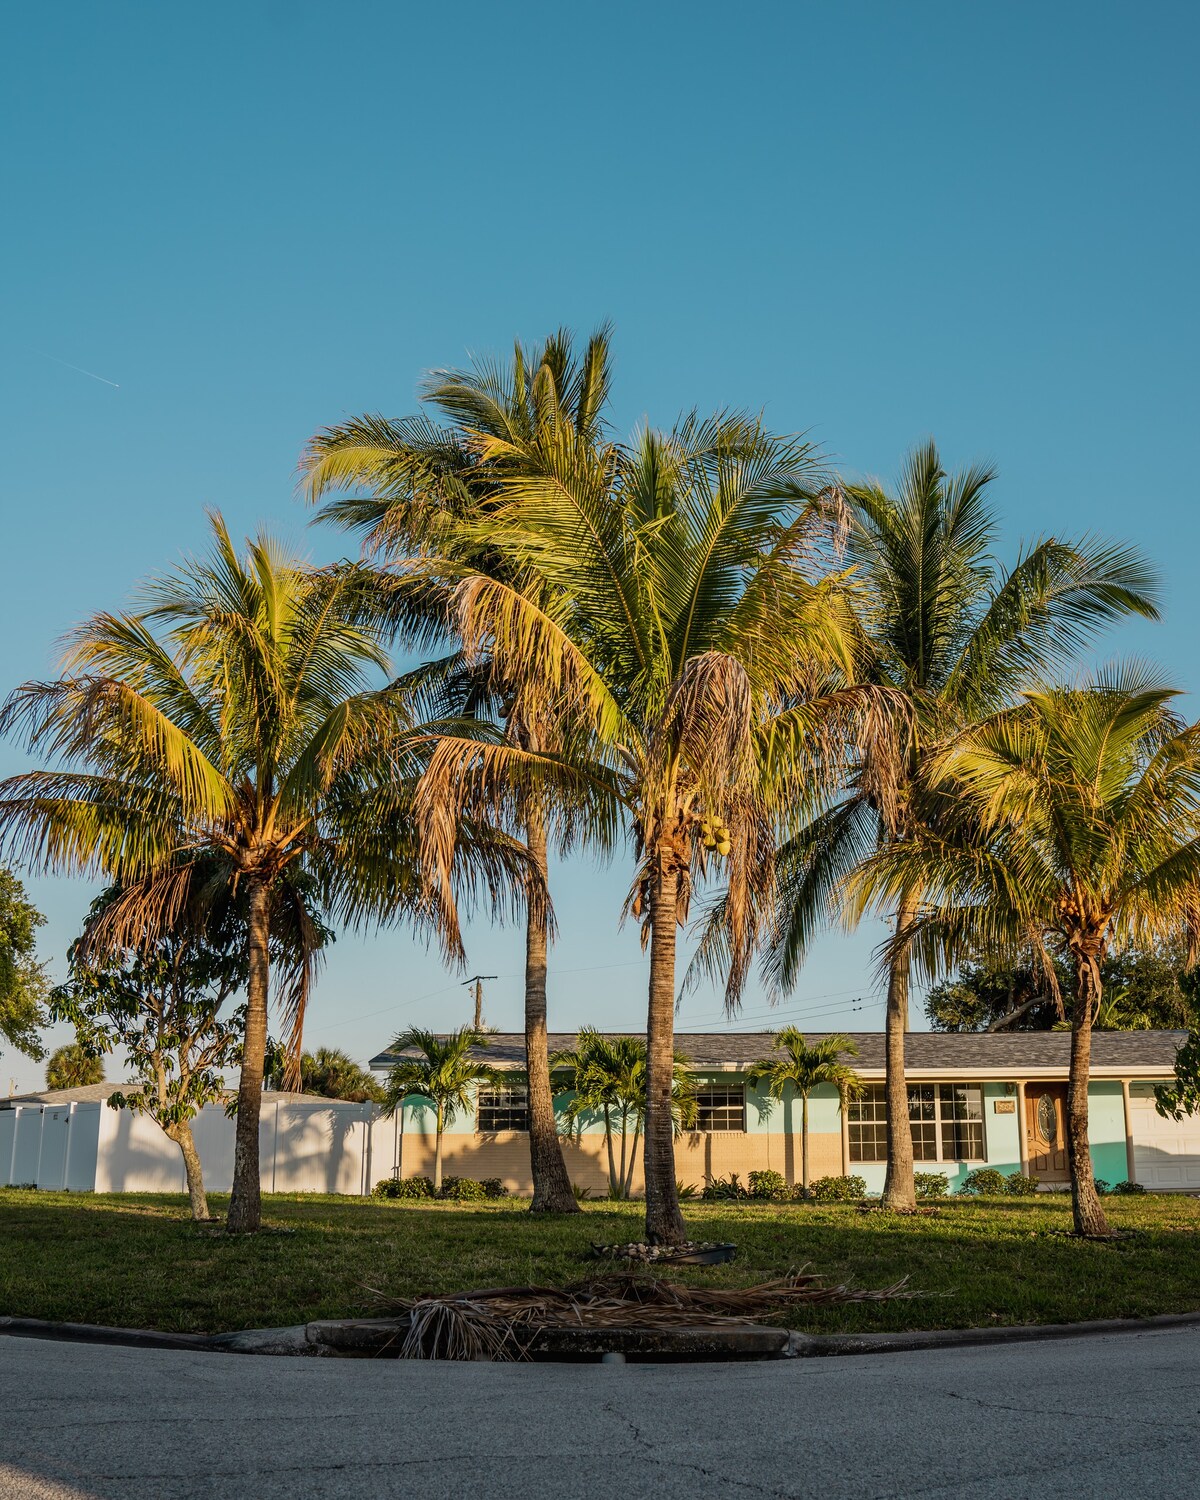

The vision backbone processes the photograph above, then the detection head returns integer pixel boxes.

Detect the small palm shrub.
[701,1173,749,1201]
[808,1174,867,1202]
[960,1168,1009,1195]
[1004,1172,1040,1196]
[913,1172,949,1200]
[748,1170,790,1201]
[676,1181,700,1201]
[439,1176,487,1201]
[480,1179,508,1199]
[573,1182,594,1202]
[1113,1180,1146,1194]
[372,1175,434,1200]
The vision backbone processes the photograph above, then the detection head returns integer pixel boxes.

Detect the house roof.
[369,1029,1188,1079]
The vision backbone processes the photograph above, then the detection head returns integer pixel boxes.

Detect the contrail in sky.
[31,349,120,388]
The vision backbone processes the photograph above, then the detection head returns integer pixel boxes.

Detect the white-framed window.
[696,1084,746,1132]
[476,1085,529,1132]
[848,1084,986,1163]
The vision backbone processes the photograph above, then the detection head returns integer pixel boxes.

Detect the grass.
[3,1189,1200,1335]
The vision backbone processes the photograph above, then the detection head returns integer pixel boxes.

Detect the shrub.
[572,1181,593,1202]
[808,1174,867,1202]
[1093,1178,1111,1196]
[676,1180,700,1201]
[1113,1179,1146,1195]
[1004,1172,1040,1195]
[439,1176,486,1202]
[372,1175,433,1200]
[748,1169,790,1202]
[480,1178,508,1199]
[960,1168,1008,1195]
[701,1173,749,1201]
[913,1172,949,1200]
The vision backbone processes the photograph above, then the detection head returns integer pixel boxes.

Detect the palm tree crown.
[854,667,1200,1234]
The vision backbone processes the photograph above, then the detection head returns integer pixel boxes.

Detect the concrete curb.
[786,1308,1200,1357]
[3,1308,1199,1360]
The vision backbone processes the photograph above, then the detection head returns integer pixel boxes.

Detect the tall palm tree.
[556,1028,698,1199]
[301,328,614,1216]
[768,444,1159,1210]
[0,515,519,1233]
[380,1026,497,1192]
[747,1029,863,1193]
[854,669,1200,1236]
[411,414,858,1243]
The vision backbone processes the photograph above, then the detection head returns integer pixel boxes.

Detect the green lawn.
[3,1189,1200,1336]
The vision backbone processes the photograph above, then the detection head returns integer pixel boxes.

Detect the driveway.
[1,1326,1197,1498]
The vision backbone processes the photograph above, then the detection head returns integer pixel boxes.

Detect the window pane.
[696,1086,745,1132]
[477,1086,529,1132]
[848,1084,887,1161]
[937,1085,985,1161]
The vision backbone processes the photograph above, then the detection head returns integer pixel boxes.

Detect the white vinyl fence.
[0,1093,380,1195]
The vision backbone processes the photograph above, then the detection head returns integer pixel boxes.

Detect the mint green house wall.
[1085,1081,1129,1184]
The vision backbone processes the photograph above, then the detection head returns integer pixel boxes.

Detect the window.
[476,1085,529,1132]
[695,1085,746,1132]
[848,1084,986,1163]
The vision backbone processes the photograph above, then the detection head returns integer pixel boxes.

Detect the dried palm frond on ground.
[364,1268,917,1360]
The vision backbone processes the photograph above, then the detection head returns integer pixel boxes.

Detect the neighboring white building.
[0,1085,376,1195]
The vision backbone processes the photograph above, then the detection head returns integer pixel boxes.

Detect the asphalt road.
[1,1326,1197,1499]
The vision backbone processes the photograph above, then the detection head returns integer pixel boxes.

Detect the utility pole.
[463,975,497,1031]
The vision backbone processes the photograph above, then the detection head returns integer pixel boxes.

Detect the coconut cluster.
[698,815,731,857]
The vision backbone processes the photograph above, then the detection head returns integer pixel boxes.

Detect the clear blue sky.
[2,1,1197,1092]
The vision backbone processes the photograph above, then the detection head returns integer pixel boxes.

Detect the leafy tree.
[747,1029,864,1193]
[411,412,855,1244]
[555,1028,698,1199]
[380,1026,497,1192]
[771,444,1158,1210]
[302,329,615,1216]
[927,947,1200,1032]
[0,865,49,1060]
[0,515,520,1232]
[51,881,250,1220]
[854,670,1200,1236]
[45,1042,104,1090]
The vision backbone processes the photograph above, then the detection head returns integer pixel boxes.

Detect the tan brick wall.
[395,1129,844,1196]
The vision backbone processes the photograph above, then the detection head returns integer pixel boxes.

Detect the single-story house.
[369,1029,1200,1196]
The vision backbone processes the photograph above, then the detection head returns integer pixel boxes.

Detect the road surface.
[1,1325,1197,1498]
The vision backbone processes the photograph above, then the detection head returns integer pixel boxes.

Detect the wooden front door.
[1025,1083,1070,1181]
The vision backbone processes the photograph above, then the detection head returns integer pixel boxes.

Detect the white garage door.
[1129,1084,1200,1191]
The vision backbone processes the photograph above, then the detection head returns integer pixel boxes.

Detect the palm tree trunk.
[801,1091,810,1195]
[227,874,270,1234]
[524,810,579,1213]
[618,1106,629,1200]
[1068,953,1111,1236]
[644,859,687,1245]
[624,1125,641,1199]
[603,1104,618,1198]
[434,1106,444,1194]
[168,1121,210,1222]
[881,890,917,1212]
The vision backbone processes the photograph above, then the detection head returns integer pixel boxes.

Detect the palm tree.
[854,669,1200,1236]
[768,444,1159,1210]
[45,1042,104,1090]
[556,1028,698,1199]
[411,414,857,1243]
[288,1047,383,1104]
[380,1026,497,1192]
[0,515,519,1233]
[747,1029,863,1194]
[302,329,614,1216]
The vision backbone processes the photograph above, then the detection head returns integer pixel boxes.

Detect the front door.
[1025,1083,1070,1182]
